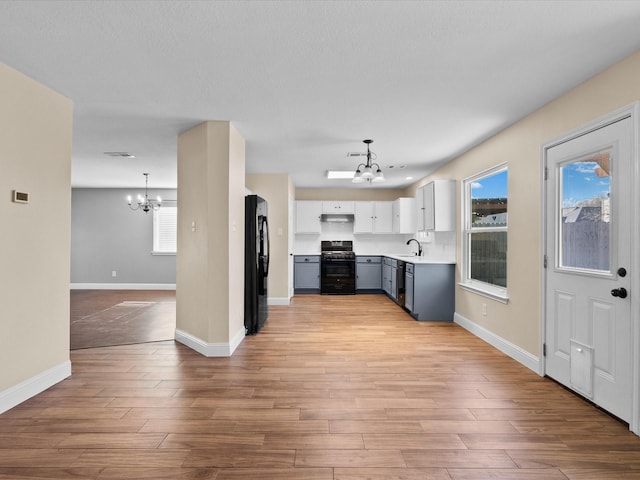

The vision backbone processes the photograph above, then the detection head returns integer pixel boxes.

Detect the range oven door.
[320,257,356,294]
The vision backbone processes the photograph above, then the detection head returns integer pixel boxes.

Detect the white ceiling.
[2,1,640,189]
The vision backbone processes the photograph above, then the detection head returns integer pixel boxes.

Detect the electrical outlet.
[111,270,117,278]
[482,303,487,316]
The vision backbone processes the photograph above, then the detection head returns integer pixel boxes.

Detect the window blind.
[153,206,177,253]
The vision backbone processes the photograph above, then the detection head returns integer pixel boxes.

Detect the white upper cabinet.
[354,201,393,234]
[373,202,393,233]
[354,201,374,233]
[416,180,456,231]
[322,201,355,214]
[295,200,322,233]
[392,197,415,234]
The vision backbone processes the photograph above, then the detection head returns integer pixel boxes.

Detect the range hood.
[320,213,354,223]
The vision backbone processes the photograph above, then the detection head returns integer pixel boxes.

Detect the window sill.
[459,282,509,304]
[151,251,176,256]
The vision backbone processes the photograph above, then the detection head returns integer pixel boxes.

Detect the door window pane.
[559,152,611,272]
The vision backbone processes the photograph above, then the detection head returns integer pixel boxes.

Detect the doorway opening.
[70,289,175,350]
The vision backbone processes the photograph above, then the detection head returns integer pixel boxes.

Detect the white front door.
[544,115,632,422]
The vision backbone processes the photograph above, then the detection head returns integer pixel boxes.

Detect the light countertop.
[382,254,456,264]
[293,253,455,264]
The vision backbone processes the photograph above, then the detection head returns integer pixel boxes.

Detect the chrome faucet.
[406,238,422,257]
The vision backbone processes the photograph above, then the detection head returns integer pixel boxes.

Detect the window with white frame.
[153,205,177,254]
[461,164,508,301]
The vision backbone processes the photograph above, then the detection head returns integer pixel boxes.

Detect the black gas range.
[320,240,356,295]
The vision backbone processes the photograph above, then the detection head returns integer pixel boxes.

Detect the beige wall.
[296,188,405,201]
[246,174,294,300]
[176,121,245,346]
[176,123,210,341]
[228,125,246,340]
[0,63,72,391]
[408,49,640,356]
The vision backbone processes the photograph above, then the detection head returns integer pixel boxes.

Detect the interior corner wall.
[227,124,246,343]
[409,48,640,358]
[245,173,292,301]
[176,121,245,351]
[177,123,210,342]
[71,188,177,286]
[0,63,73,403]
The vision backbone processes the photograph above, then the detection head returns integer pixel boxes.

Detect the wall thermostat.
[12,191,29,204]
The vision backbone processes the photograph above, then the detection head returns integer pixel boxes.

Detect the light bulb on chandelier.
[127,173,161,213]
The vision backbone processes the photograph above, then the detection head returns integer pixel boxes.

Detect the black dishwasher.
[404,263,414,312]
[395,260,406,307]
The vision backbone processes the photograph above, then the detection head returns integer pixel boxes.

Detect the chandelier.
[127,173,161,213]
[352,139,384,183]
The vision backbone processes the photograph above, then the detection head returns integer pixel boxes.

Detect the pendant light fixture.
[127,173,162,213]
[352,139,384,183]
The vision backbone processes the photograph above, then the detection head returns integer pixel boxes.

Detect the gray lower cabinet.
[294,256,320,292]
[405,262,455,321]
[382,262,390,296]
[382,257,397,300]
[356,256,382,291]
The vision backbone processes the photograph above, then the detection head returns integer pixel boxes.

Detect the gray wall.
[71,188,176,285]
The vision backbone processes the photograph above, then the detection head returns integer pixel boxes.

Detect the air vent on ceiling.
[104,152,136,158]
[347,152,367,158]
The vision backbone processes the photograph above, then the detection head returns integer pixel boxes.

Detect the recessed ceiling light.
[327,171,355,179]
[406,176,414,180]
[104,151,135,158]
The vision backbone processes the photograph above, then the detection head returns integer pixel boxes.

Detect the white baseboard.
[454,312,541,374]
[71,283,176,290]
[268,297,290,306]
[175,327,245,357]
[229,327,245,354]
[0,361,72,414]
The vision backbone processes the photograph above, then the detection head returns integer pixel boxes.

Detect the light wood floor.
[2,294,640,479]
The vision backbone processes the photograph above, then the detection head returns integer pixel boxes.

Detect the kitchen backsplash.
[294,222,456,259]
[419,230,456,260]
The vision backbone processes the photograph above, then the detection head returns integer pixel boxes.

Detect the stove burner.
[321,251,356,260]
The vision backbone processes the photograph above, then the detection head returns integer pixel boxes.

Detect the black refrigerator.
[244,195,269,335]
